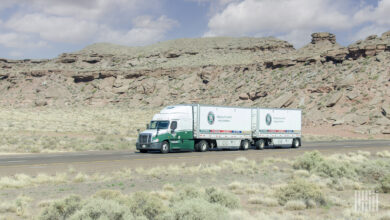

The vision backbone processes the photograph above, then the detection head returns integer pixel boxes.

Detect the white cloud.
[26,0,148,21]
[9,51,23,58]
[0,32,47,49]
[354,0,390,25]
[203,0,390,47]
[0,0,175,50]
[205,0,352,37]
[6,13,98,43]
[99,15,178,46]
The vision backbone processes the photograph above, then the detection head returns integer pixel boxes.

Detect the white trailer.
[136,104,302,153]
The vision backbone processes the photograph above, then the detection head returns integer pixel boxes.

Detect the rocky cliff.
[0,32,390,135]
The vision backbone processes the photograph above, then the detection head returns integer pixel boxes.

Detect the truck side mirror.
[170,121,177,132]
[137,129,140,133]
[146,124,150,129]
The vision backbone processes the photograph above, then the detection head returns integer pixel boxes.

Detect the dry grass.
[248,196,279,207]
[0,168,132,189]
[285,200,306,210]
[0,107,157,153]
[1,151,390,219]
[377,150,390,158]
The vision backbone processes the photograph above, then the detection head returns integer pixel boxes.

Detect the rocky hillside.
[0,31,390,135]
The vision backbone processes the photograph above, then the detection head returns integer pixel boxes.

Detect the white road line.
[5,160,26,163]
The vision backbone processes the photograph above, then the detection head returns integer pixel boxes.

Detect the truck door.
[169,121,193,151]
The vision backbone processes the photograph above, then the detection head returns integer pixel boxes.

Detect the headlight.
[152,138,159,143]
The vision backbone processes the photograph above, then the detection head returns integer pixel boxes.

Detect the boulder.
[364,45,377,57]
[332,119,344,126]
[326,91,343,107]
[337,74,355,89]
[248,91,267,101]
[324,48,348,63]
[353,115,369,125]
[269,92,294,108]
[307,86,332,93]
[348,46,365,59]
[382,129,390,134]
[165,51,181,58]
[382,105,390,119]
[311,32,336,44]
[346,91,359,100]
[265,59,296,69]
[113,86,129,94]
[381,30,390,38]
[238,93,249,100]
[0,73,9,80]
[34,100,47,107]
[82,58,101,64]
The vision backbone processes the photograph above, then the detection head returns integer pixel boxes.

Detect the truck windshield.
[149,121,170,129]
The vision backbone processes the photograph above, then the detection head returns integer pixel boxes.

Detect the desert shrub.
[93,190,124,201]
[380,174,390,193]
[205,187,240,209]
[293,151,356,178]
[293,151,324,171]
[69,199,133,220]
[285,200,306,210]
[357,160,390,182]
[162,198,228,220]
[128,191,167,219]
[171,186,203,202]
[39,195,82,220]
[314,159,356,178]
[276,178,326,207]
[377,151,390,158]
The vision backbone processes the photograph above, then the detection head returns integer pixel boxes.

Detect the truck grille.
[139,134,152,144]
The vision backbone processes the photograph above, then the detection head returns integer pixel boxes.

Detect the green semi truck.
[136,104,301,153]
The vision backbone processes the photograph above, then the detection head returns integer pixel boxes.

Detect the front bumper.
[136,142,162,150]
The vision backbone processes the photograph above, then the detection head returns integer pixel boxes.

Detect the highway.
[0,140,389,176]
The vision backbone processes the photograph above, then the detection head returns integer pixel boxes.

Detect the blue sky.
[0,0,389,59]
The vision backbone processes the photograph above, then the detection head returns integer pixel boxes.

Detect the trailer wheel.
[161,141,170,154]
[139,149,147,153]
[292,139,300,148]
[255,139,265,150]
[240,140,249,150]
[196,140,209,152]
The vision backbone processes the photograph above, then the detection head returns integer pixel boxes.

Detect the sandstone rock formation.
[1,32,390,135]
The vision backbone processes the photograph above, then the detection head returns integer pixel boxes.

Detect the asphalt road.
[0,140,389,176]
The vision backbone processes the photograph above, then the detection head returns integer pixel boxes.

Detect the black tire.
[161,141,170,154]
[139,149,147,153]
[255,139,265,150]
[292,139,300,148]
[240,140,249,150]
[196,140,209,152]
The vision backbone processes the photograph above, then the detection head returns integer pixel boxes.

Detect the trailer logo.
[207,111,215,125]
[266,114,272,126]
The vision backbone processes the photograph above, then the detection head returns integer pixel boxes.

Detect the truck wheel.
[139,149,147,153]
[255,139,265,150]
[161,141,170,154]
[240,140,249,150]
[292,139,300,148]
[196,140,209,152]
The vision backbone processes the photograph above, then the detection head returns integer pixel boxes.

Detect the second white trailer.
[136,104,302,153]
